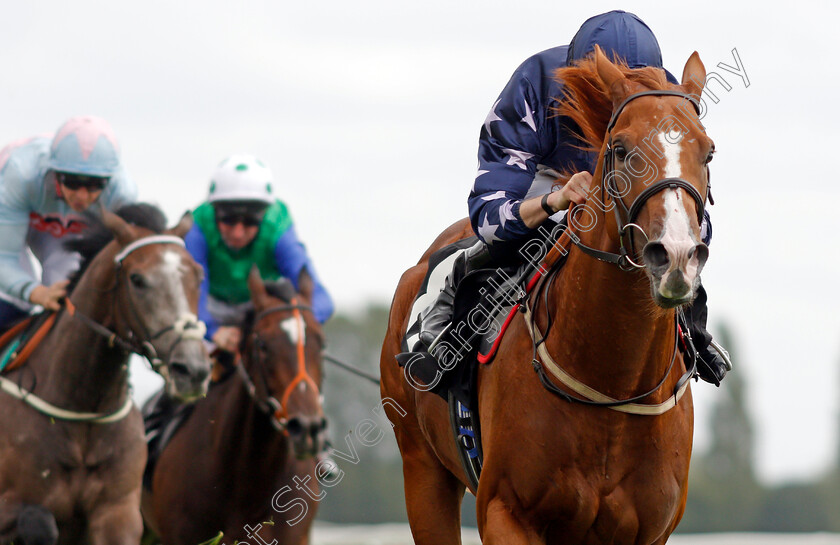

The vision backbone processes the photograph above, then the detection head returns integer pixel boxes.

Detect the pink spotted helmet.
[48,116,121,177]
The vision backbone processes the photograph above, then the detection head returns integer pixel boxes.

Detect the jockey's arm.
[518,171,593,229]
[273,225,334,323]
[0,162,44,306]
[183,222,219,341]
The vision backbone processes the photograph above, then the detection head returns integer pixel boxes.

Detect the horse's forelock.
[65,203,168,293]
[552,57,672,153]
[264,279,297,304]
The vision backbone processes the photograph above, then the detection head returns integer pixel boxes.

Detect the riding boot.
[685,283,732,386]
[418,241,491,350]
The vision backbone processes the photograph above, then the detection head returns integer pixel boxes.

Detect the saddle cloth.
[398,238,549,405]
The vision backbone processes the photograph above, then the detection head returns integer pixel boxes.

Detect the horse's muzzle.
[165,340,211,402]
[643,240,709,307]
[286,415,328,459]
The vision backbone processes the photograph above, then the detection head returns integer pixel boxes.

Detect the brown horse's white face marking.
[651,132,705,300]
[595,46,712,308]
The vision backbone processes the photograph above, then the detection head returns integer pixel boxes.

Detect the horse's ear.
[594,44,630,107]
[297,267,314,305]
[100,205,137,247]
[168,211,193,239]
[681,51,706,101]
[247,265,269,304]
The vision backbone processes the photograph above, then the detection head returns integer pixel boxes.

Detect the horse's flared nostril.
[692,243,710,269]
[643,242,670,271]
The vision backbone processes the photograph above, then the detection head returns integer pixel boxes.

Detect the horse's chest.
[25,422,144,515]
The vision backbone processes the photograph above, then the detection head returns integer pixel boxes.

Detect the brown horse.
[0,204,211,545]
[380,47,714,544]
[142,269,327,545]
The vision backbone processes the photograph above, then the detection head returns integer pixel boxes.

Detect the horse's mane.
[65,203,168,293]
[553,57,673,153]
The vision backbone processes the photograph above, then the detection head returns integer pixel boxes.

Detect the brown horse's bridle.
[70,235,207,372]
[570,90,710,271]
[529,90,714,412]
[237,299,322,434]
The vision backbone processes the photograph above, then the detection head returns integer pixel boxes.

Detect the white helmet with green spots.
[208,154,274,205]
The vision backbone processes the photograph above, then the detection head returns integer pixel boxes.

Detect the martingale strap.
[522,302,690,416]
[0,375,134,423]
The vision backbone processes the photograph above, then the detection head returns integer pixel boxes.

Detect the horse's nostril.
[286,417,304,437]
[169,361,208,383]
[643,242,669,269]
[169,362,191,378]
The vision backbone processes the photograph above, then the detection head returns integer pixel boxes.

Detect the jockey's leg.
[686,283,731,386]
[419,241,491,349]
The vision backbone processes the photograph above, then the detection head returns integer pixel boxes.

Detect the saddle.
[0,311,60,373]
[396,237,562,492]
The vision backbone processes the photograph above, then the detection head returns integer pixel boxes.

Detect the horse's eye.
[614,146,628,161]
[129,273,147,289]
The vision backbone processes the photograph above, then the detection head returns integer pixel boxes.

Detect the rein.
[529,90,706,414]
[0,234,206,424]
[237,299,321,434]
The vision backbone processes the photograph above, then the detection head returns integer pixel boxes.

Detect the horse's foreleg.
[87,494,143,545]
[402,454,465,545]
[479,498,542,545]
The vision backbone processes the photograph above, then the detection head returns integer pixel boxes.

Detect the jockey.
[185,154,334,353]
[419,10,731,385]
[0,116,137,330]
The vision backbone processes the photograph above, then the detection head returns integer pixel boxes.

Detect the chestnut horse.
[142,270,327,545]
[380,47,714,544]
[0,204,211,545]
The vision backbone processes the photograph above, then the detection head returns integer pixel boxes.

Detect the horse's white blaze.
[658,132,682,178]
[155,250,191,318]
[656,133,699,296]
[280,316,305,345]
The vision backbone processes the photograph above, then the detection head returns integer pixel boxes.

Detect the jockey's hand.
[29,280,70,311]
[547,171,593,212]
[212,326,242,353]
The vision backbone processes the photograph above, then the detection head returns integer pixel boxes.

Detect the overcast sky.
[2,1,838,484]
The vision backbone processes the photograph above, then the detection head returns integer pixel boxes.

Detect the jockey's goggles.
[217,213,263,227]
[57,172,109,191]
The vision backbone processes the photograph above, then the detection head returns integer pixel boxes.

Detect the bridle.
[236,298,322,434]
[570,90,710,271]
[0,234,207,424]
[527,90,713,413]
[71,235,207,372]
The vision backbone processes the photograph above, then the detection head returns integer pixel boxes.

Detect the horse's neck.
[545,225,676,398]
[35,266,130,413]
[215,370,291,479]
